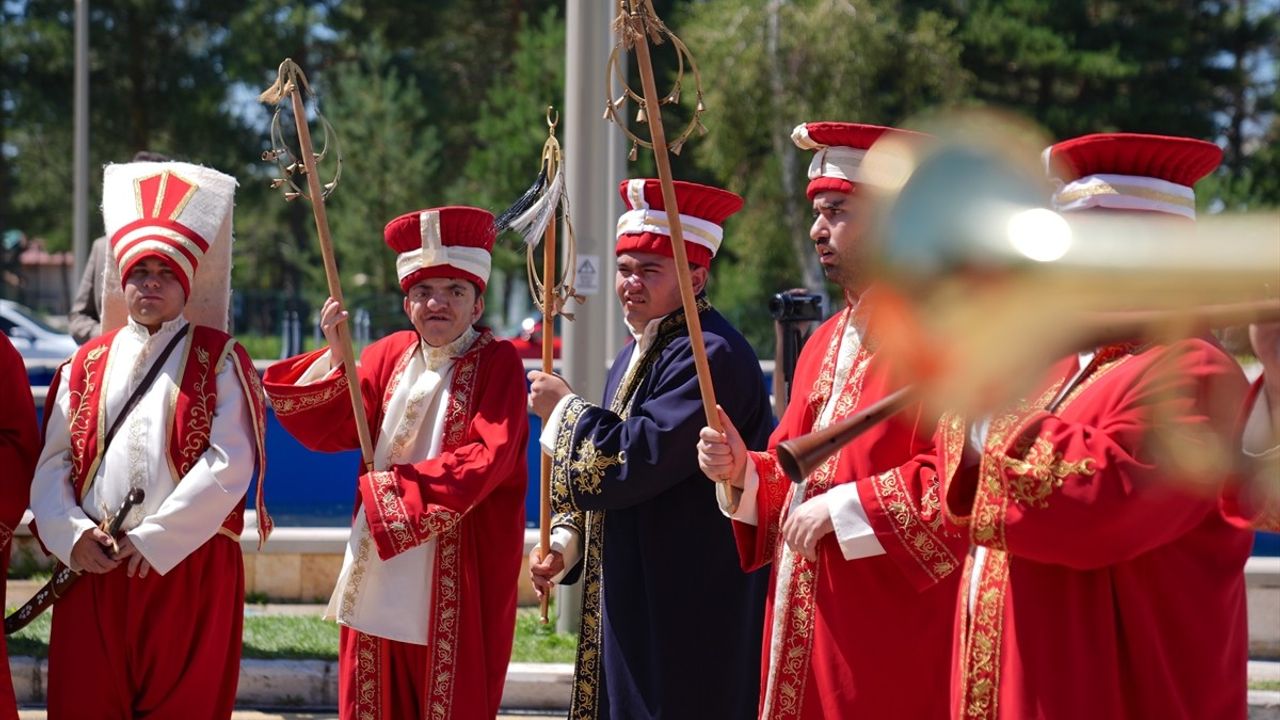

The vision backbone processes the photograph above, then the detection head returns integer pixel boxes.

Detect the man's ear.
[690,264,709,295]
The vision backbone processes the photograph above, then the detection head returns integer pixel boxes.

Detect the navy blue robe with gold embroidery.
[550,299,770,720]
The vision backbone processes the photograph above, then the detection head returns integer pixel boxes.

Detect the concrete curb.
[9,655,1278,712]
[1252,691,1280,720]
[9,655,574,711]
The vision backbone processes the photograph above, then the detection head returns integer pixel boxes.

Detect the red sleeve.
[962,341,1247,570]
[856,412,969,590]
[359,343,529,561]
[732,449,792,572]
[262,345,386,454]
[0,336,38,533]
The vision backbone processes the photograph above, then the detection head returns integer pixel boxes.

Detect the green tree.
[457,8,567,325]
[679,0,970,352]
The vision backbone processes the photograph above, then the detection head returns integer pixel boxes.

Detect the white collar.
[626,313,669,355]
[421,326,480,371]
[124,315,186,343]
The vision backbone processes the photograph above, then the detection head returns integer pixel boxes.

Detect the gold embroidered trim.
[341,528,374,619]
[269,373,351,416]
[71,345,110,500]
[1002,435,1096,509]
[872,467,960,581]
[353,629,381,720]
[568,510,606,719]
[426,525,461,719]
[369,469,415,557]
[163,326,196,484]
[959,549,1009,720]
[1055,180,1194,210]
[177,341,215,477]
[569,439,626,496]
[550,396,591,515]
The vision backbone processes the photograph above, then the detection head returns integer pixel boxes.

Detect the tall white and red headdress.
[100,161,237,331]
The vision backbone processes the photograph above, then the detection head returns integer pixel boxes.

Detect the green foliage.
[321,38,443,298]
[680,0,970,352]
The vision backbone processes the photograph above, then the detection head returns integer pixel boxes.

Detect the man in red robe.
[697,122,968,719]
[0,332,39,719]
[945,133,1253,720]
[29,160,269,719]
[263,206,528,720]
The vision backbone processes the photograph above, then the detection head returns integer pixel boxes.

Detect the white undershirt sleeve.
[717,461,760,525]
[549,526,580,584]
[539,392,580,456]
[824,483,887,560]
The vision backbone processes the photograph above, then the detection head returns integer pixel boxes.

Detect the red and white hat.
[615,179,743,268]
[791,121,927,199]
[385,206,496,293]
[103,161,236,298]
[1044,133,1222,219]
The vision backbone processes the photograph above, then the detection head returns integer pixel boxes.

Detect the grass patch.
[510,607,577,664]
[4,605,576,663]
[7,611,51,659]
[242,615,340,661]
[1252,680,1280,692]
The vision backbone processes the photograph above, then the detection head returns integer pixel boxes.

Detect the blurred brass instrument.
[776,112,1280,484]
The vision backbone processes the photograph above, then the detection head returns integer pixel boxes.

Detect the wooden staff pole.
[538,190,558,625]
[627,5,723,436]
[283,70,375,470]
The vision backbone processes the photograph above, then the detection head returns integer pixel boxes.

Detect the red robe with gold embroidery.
[946,339,1252,720]
[734,305,967,719]
[0,334,38,719]
[263,329,527,720]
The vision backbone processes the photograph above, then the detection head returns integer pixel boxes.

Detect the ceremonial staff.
[4,489,145,635]
[497,107,582,624]
[260,60,375,470]
[604,1,720,433]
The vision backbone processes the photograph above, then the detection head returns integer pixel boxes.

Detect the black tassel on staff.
[497,107,581,624]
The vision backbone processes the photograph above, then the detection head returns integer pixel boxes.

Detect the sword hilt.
[3,488,147,636]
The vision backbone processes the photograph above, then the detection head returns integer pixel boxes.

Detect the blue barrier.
[32,368,1280,555]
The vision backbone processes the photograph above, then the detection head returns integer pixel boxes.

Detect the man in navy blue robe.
[528,179,771,719]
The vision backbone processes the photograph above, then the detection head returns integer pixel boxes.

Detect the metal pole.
[557,0,625,635]
[72,0,90,288]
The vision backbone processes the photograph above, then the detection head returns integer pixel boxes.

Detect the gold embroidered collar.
[420,326,480,371]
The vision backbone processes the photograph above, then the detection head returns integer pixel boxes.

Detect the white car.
[0,300,79,363]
